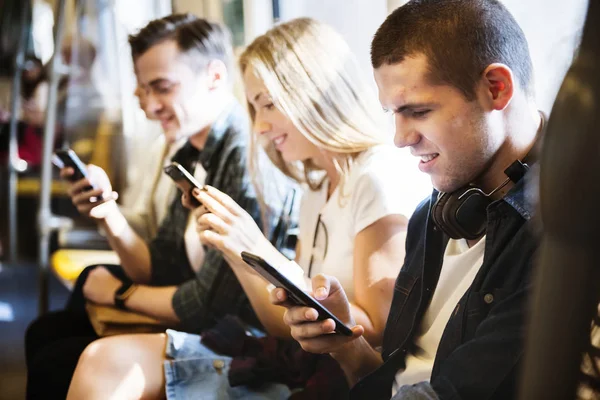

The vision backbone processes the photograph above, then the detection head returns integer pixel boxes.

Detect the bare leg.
[67,333,167,400]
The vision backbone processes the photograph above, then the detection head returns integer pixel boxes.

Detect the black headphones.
[431,160,529,240]
[431,112,545,240]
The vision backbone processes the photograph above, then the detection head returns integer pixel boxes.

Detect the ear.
[206,59,229,91]
[480,63,514,111]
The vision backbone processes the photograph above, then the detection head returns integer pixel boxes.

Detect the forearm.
[350,303,380,346]
[227,254,291,338]
[124,285,180,325]
[99,208,152,283]
[331,336,384,387]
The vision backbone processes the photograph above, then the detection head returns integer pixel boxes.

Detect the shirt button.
[213,359,225,370]
[484,293,494,304]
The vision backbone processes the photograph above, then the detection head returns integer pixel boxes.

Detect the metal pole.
[37,0,69,315]
[6,0,31,262]
[271,0,280,22]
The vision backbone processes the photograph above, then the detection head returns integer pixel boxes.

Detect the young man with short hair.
[274,1,543,398]
[25,14,298,399]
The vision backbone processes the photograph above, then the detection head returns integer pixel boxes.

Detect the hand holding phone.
[53,149,102,200]
[164,162,204,207]
[241,251,353,336]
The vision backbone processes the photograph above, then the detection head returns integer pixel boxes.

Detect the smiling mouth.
[273,134,287,148]
[160,116,175,127]
[420,153,439,163]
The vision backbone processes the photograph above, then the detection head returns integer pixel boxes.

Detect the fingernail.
[192,188,200,195]
[315,287,327,299]
[305,310,313,319]
[276,290,284,300]
[201,185,208,192]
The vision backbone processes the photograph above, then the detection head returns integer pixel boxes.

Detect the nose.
[142,93,163,118]
[393,115,421,148]
[253,115,272,135]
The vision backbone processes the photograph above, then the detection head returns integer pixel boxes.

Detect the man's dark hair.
[128,13,233,71]
[371,0,534,100]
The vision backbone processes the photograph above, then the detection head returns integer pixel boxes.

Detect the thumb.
[312,274,342,300]
[351,325,365,339]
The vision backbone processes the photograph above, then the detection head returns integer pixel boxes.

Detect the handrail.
[37,0,69,315]
[6,0,31,262]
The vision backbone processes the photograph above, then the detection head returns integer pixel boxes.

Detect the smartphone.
[163,162,203,207]
[53,149,100,198]
[241,251,353,336]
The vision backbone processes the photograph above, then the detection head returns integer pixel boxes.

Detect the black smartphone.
[240,251,353,336]
[163,162,203,207]
[53,149,101,199]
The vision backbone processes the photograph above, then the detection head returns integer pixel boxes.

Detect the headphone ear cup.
[440,193,470,239]
[432,193,461,238]
[432,189,489,240]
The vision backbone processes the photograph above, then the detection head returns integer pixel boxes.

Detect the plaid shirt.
[148,102,300,333]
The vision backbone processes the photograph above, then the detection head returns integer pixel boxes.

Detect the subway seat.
[51,249,120,289]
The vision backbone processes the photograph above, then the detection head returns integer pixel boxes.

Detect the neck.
[312,152,340,197]
[476,101,541,200]
[189,125,212,150]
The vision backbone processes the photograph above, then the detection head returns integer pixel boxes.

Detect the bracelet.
[114,281,138,310]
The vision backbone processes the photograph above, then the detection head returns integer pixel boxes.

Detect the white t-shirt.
[296,145,431,300]
[184,163,207,273]
[393,236,486,394]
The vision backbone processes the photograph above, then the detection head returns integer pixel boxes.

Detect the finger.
[292,319,337,341]
[270,287,289,306]
[181,193,195,210]
[198,229,225,250]
[67,178,95,197]
[76,194,117,216]
[192,204,209,220]
[189,187,207,204]
[311,274,336,300]
[198,213,229,235]
[198,185,242,216]
[72,188,104,206]
[60,167,74,179]
[196,220,210,235]
[193,189,236,223]
[295,327,364,354]
[283,306,319,326]
[269,287,299,309]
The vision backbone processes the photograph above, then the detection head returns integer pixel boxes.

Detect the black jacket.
[351,173,538,400]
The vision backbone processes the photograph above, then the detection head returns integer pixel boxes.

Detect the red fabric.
[18,125,43,166]
[201,315,350,399]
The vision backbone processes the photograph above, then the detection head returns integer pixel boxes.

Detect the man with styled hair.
[275,1,544,398]
[25,14,298,399]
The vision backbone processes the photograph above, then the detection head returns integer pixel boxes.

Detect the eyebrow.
[148,78,172,87]
[391,102,436,113]
[253,92,265,102]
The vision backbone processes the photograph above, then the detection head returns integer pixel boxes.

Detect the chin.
[280,151,301,163]
[163,130,182,144]
[431,177,464,194]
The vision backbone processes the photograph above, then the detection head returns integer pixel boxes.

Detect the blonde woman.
[66,18,429,399]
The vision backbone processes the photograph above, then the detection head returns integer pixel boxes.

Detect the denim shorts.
[164,329,292,400]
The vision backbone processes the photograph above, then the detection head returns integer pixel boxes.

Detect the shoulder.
[347,145,432,218]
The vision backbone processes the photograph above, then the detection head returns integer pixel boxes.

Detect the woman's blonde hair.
[239,18,388,202]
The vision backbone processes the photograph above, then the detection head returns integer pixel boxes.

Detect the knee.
[76,337,120,376]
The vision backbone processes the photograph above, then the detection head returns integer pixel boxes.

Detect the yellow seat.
[51,249,120,289]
